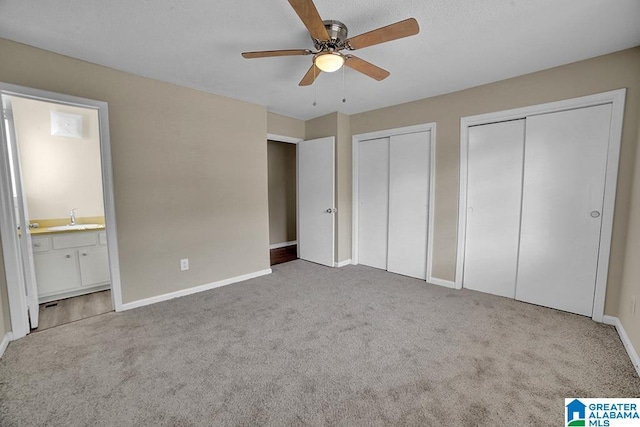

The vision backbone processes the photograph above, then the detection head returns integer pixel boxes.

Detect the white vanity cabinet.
[32,230,110,303]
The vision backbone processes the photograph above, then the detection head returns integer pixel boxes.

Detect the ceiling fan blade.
[346,18,419,50]
[299,64,321,86]
[287,0,330,41]
[345,56,390,81]
[242,49,312,59]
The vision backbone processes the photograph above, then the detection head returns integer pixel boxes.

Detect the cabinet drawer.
[32,237,50,253]
[52,233,97,249]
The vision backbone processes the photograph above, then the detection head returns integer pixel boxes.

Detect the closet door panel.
[358,138,389,270]
[387,131,430,279]
[463,120,525,298]
[516,104,612,316]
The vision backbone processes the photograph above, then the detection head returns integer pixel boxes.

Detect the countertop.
[27,216,106,236]
[29,224,106,236]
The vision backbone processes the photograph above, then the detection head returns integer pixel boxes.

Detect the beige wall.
[10,96,104,220]
[267,141,296,245]
[335,113,351,262]
[351,47,640,317]
[267,112,305,140]
[617,106,640,356]
[0,38,270,304]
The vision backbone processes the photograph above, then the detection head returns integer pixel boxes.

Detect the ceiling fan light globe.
[314,52,345,73]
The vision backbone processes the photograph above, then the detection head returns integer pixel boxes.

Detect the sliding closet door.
[516,104,612,316]
[387,131,430,279]
[358,138,389,270]
[463,120,525,298]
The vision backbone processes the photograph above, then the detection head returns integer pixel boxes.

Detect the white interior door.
[297,136,335,267]
[516,104,612,316]
[463,120,525,298]
[357,137,389,270]
[387,131,430,279]
[3,99,39,328]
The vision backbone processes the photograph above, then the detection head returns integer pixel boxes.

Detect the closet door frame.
[456,89,626,322]
[351,122,438,283]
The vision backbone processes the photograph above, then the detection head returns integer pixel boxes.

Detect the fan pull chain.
[342,65,346,103]
[312,65,317,107]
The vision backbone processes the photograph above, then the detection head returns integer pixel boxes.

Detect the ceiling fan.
[241,0,420,86]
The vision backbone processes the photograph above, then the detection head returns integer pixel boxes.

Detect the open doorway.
[267,138,298,265]
[0,83,122,338]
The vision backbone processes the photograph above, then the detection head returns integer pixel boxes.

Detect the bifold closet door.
[387,131,430,279]
[515,104,612,316]
[357,138,389,270]
[463,120,525,298]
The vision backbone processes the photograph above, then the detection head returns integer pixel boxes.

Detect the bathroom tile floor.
[36,290,113,331]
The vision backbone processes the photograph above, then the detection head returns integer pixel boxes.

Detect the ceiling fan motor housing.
[313,20,348,51]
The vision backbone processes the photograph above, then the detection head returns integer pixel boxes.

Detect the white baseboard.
[603,315,640,377]
[427,276,456,289]
[120,268,272,311]
[334,259,352,268]
[269,241,297,250]
[0,332,13,358]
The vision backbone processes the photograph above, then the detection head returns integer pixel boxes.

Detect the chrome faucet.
[70,208,77,226]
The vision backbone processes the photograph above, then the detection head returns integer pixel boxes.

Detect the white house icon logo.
[566,399,587,426]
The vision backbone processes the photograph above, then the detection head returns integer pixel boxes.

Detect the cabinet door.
[34,251,80,295]
[463,120,525,298]
[79,246,111,287]
[387,131,430,279]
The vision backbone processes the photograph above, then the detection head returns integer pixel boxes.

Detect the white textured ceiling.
[0,0,638,120]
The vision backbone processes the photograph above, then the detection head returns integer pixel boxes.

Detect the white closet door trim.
[351,123,437,282]
[457,89,626,322]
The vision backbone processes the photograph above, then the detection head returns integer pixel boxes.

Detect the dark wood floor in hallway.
[270,244,298,266]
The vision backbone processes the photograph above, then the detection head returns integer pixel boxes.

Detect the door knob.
[326,208,336,213]
[590,211,601,218]
[65,254,71,259]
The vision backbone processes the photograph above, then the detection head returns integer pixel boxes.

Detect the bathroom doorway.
[0,83,122,338]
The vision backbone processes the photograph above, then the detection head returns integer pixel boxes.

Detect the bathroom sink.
[47,224,103,231]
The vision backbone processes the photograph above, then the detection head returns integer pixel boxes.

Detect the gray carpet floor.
[1,260,639,426]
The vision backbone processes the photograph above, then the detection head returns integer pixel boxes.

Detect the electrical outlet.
[180,258,189,271]
[632,296,636,316]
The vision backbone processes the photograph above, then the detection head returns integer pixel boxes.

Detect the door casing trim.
[351,123,437,283]
[0,82,124,339]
